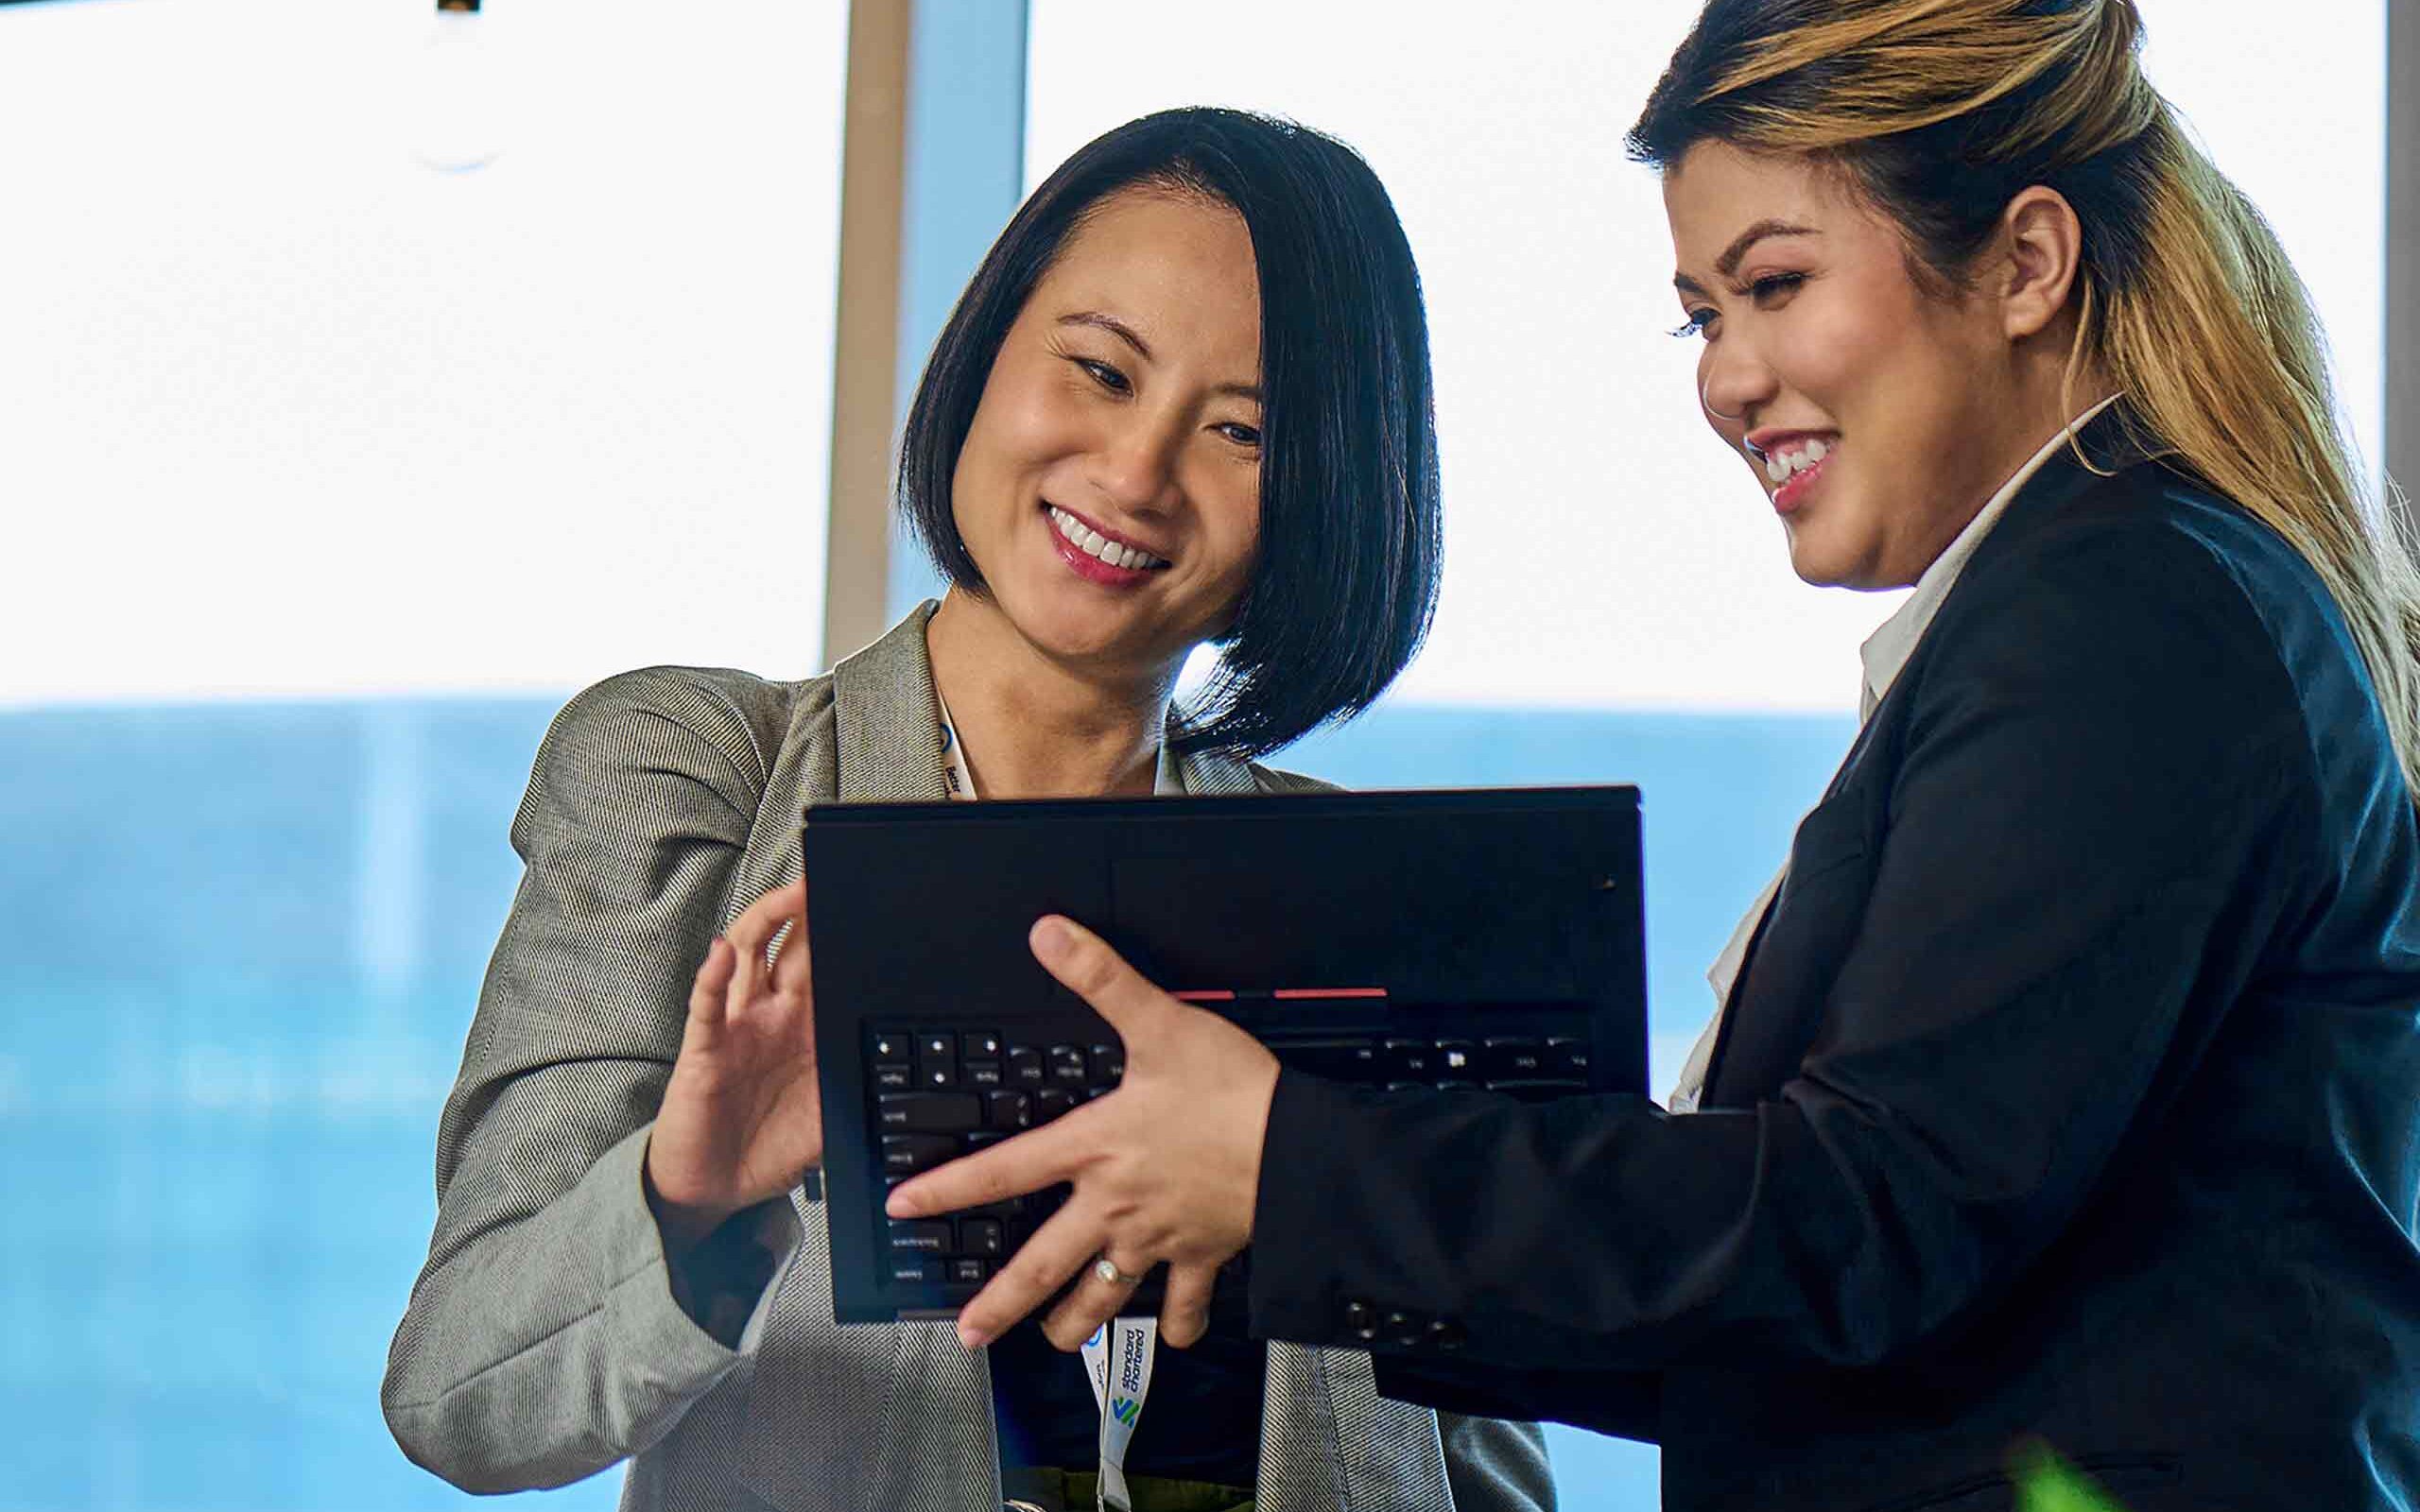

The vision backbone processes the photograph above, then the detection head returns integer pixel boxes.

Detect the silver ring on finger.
[1093,1254,1145,1288]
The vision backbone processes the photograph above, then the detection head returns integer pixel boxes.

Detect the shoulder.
[1941,463,2328,713]
[1977,459,2336,622]
[1246,761,1340,795]
[1911,461,2367,820]
[532,664,830,814]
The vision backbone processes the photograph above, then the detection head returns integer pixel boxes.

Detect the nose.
[1090,409,1185,515]
[1698,338,1776,432]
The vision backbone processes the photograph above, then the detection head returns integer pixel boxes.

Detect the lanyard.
[936,684,977,799]
[1080,1318,1159,1511]
[932,683,1160,1508]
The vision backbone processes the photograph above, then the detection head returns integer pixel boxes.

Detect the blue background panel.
[0,696,1850,1508]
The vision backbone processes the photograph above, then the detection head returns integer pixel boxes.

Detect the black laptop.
[805,784,1646,1325]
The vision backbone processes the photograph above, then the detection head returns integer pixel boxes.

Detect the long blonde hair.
[1631,0,2420,789]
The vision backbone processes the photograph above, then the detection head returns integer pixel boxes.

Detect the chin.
[1781,531,1847,590]
[1781,519,1886,592]
[1004,589,1152,667]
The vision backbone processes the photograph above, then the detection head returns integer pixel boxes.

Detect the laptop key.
[1007,1048,1046,1086]
[870,1030,913,1065]
[872,1064,913,1092]
[1482,1038,1547,1076]
[1382,1039,1436,1079]
[950,1258,988,1284]
[879,1134,959,1177]
[875,1092,981,1134]
[1047,1045,1088,1084]
[960,1218,1005,1259]
[1484,1078,1587,1099]
[1035,1089,1077,1123]
[917,1033,959,1090]
[889,1259,943,1286]
[1273,1039,1382,1078]
[1087,1044,1125,1082]
[987,1091,1034,1129]
[887,1220,953,1255]
[1547,1037,1591,1077]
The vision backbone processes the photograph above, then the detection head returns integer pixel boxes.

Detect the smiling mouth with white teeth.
[1047,504,1170,571]
[1763,437,1833,486]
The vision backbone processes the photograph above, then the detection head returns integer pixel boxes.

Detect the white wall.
[0,0,846,708]
[1027,0,2387,714]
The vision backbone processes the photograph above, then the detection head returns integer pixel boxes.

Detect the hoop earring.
[1701,376,1745,423]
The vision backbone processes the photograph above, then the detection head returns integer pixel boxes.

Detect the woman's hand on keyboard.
[644,879,822,1256]
[886,913,1279,1352]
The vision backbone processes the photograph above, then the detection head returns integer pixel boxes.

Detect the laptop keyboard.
[868,1022,1592,1288]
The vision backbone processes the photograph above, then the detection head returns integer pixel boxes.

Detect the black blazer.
[1247,422,2420,1511]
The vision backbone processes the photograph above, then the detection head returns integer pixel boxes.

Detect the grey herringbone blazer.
[383,605,1555,1512]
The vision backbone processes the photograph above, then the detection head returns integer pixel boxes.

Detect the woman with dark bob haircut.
[383,108,1553,1512]
[895,8,2420,1510]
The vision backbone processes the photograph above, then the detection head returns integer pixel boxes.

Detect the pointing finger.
[888,1115,1086,1222]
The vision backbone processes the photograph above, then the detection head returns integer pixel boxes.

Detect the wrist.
[642,1143,741,1257]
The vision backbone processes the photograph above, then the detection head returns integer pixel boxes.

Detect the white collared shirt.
[1667,396,2119,1113]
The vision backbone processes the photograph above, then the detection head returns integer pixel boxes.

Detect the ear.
[1995,185,2085,343]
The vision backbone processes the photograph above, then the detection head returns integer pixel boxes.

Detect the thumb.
[1028,915,1175,1042]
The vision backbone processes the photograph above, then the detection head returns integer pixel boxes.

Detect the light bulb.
[409,0,515,174]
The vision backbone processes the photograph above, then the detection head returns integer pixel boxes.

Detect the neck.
[924,589,1176,799]
[2016,360,2118,461]
[1907,356,2118,585]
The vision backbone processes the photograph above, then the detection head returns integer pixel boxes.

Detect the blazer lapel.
[1171,736,1260,797]
[830,599,954,804]
[1697,902,1775,1106]
[1256,1342,1457,1511]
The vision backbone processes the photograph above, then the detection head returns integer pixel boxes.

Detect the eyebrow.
[1671,219,1822,297]
[1056,310,1262,403]
[1060,310,1152,359]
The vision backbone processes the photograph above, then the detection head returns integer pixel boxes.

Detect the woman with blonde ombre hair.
[887,4,2420,1507]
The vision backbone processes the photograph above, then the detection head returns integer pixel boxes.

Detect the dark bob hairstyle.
[896,107,1441,759]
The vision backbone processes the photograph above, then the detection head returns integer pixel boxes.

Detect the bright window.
[0,0,844,710]
[0,2,845,1505]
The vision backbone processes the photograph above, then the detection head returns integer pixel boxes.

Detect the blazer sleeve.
[1437,1412,1559,1511]
[1247,521,2319,1388]
[381,668,795,1493]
